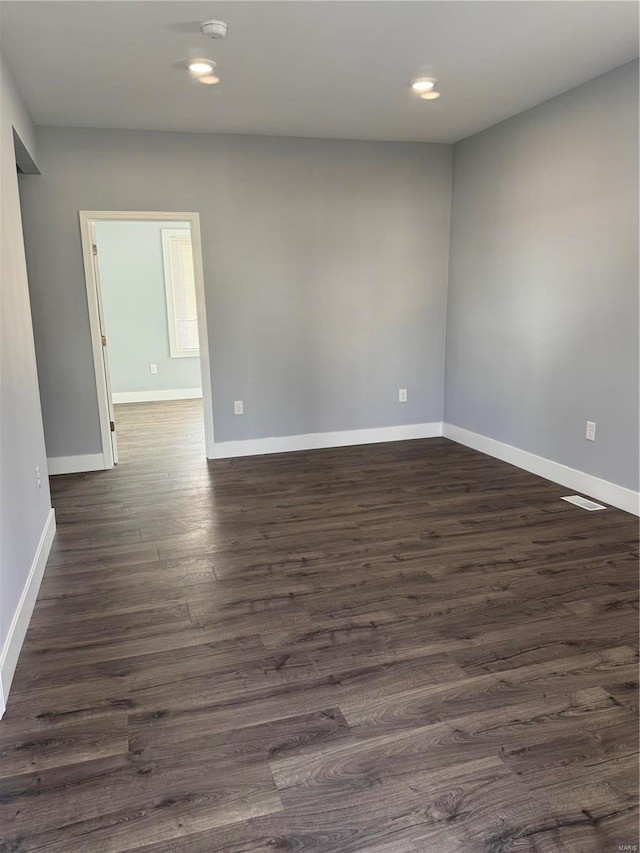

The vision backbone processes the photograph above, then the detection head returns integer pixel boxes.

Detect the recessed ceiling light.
[410,77,435,93]
[188,60,216,75]
[420,90,441,100]
[198,74,221,85]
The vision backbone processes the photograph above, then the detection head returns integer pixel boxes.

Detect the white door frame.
[78,210,215,464]
[87,218,119,465]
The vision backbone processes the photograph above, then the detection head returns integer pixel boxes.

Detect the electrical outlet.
[399,388,408,403]
[35,466,41,492]
[234,400,244,415]
[150,364,158,374]
[586,421,596,441]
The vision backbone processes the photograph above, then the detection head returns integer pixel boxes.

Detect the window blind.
[162,230,200,357]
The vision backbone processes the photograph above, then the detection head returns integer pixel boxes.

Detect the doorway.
[79,211,215,464]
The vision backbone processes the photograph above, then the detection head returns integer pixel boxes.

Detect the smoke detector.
[201,20,227,39]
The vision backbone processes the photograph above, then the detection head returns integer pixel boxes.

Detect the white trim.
[0,509,56,717]
[113,388,203,404]
[79,215,115,469]
[214,422,443,459]
[78,211,215,460]
[189,214,215,459]
[47,453,106,475]
[443,423,640,517]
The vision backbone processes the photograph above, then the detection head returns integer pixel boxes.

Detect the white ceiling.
[1,1,637,143]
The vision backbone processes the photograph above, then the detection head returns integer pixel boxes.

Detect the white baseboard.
[214,422,443,459]
[0,508,56,717]
[113,388,202,404]
[47,453,106,475]
[443,423,639,517]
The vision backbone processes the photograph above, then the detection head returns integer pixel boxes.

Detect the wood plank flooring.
[1,400,638,852]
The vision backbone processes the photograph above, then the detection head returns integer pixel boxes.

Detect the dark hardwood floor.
[1,400,638,852]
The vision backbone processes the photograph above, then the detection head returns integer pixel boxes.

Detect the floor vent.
[561,495,607,511]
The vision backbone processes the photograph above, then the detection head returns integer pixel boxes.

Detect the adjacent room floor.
[1,401,638,852]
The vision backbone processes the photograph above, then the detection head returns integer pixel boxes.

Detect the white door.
[90,224,118,464]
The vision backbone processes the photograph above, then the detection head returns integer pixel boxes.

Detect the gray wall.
[20,132,452,453]
[16,63,637,489]
[0,52,52,661]
[445,61,639,491]
[94,220,201,395]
